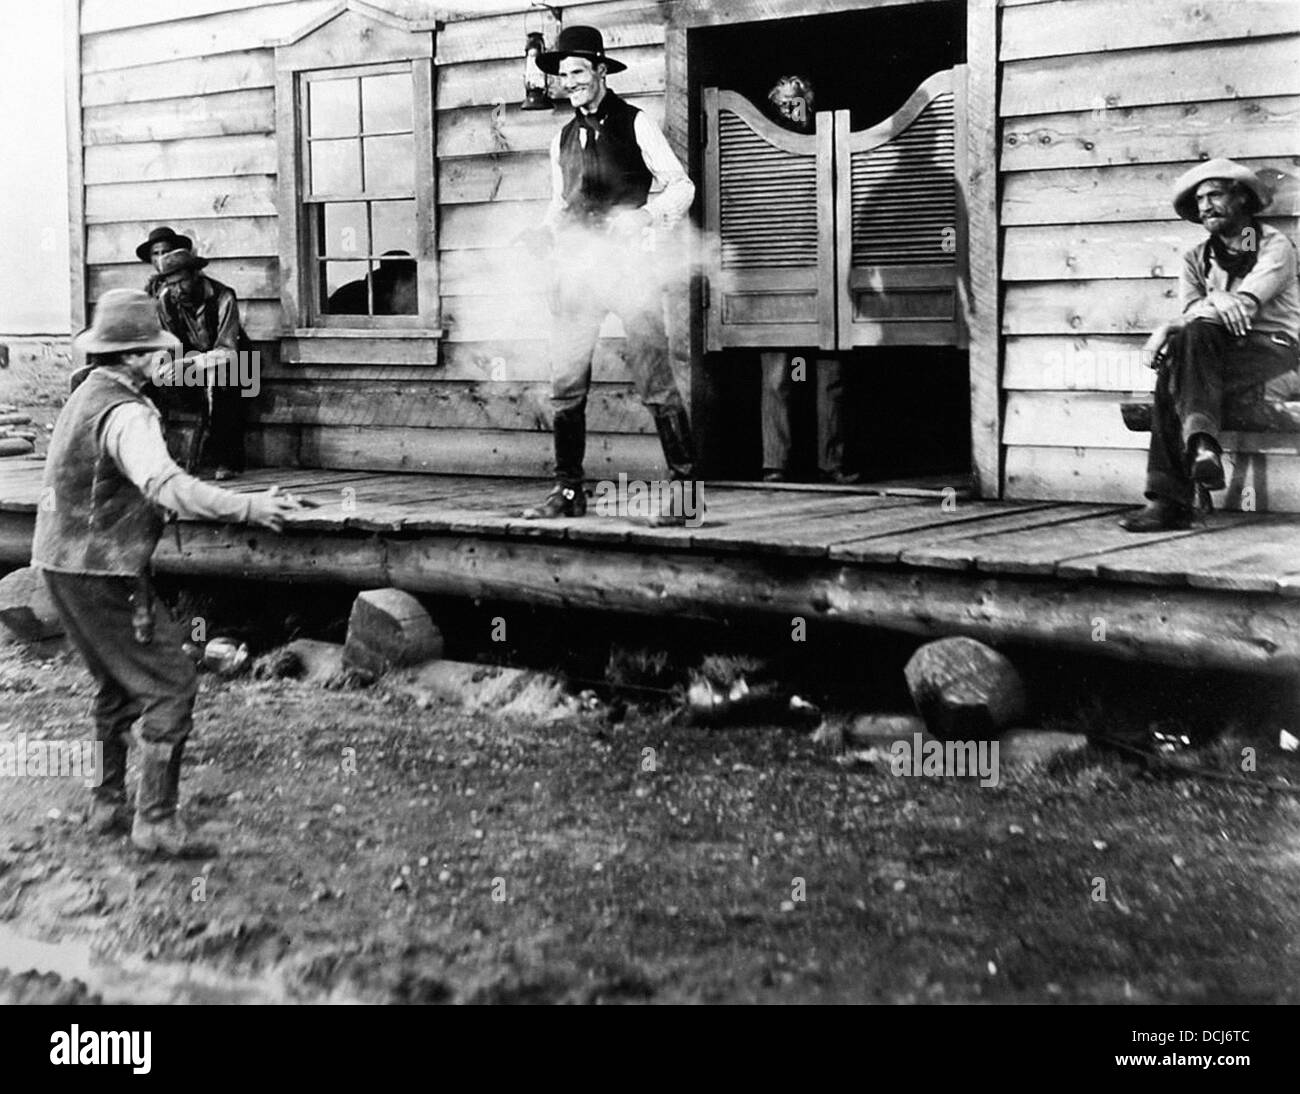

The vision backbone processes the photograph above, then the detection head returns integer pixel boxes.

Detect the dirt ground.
[2,613,1299,1005]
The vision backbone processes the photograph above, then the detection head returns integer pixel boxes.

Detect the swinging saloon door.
[702,87,837,350]
[703,67,967,352]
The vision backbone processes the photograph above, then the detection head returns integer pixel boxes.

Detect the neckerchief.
[1204,218,1263,282]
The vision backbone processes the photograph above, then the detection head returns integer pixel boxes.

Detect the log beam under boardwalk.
[2,500,1298,677]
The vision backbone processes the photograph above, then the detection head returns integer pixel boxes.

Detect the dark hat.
[1172,158,1272,223]
[135,225,193,263]
[74,289,181,356]
[155,248,210,277]
[536,25,627,76]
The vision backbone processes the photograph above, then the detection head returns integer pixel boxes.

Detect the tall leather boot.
[522,403,588,519]
[131,741,217,858]
[649,404,704,527]
[87,735,130,834]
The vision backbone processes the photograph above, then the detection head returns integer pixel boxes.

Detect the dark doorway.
[688,2,970,487]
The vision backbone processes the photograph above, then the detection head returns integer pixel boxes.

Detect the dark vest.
[156,276,248,355]
[558,90,653,222]
[31,369,166,576]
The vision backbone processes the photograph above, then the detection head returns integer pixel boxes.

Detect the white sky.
[0,1,69,335]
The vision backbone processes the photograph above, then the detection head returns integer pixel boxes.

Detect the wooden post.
[965,0,1001,499]
[64,0,85,331]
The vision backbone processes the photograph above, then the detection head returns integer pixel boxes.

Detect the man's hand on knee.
[1203,290,1256,337]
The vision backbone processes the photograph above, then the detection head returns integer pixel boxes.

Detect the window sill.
[288,328,445,339]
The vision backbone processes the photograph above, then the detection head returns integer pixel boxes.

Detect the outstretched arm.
[102,401,301,530]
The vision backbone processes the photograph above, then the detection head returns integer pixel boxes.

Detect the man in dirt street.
[31,289,303,858]
[146,242,249,481]
[1119,157,1300,531]
[519,25,702,525]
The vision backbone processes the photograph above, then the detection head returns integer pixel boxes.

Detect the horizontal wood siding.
[76,0,327,346]
[998,0,1300,510]
[75,0,671,475]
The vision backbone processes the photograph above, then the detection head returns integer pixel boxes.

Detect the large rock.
[904,637,1027,741]
[342,588,442,677]
[0,567,64,642]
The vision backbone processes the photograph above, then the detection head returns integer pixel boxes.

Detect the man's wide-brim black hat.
[135,225,193,263]
[536,25,627,76]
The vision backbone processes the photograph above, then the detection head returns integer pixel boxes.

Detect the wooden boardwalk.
[2,459,1298,676]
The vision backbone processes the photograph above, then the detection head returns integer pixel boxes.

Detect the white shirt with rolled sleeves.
[97,372,254,525]
[542,109,695,232]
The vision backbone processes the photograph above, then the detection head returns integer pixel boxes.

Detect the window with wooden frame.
[274,4,439,334]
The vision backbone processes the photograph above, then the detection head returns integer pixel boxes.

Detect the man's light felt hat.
[74,289,181,356]
[156,248,210,277]
[1172,158,1272,223]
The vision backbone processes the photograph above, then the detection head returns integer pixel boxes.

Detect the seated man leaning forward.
[1120,158,1300,532]
[32,290,303,858]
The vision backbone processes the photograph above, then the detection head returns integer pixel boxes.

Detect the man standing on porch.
[1120,158,1300,531]
[520,25,701,525]
[759,75,857,485]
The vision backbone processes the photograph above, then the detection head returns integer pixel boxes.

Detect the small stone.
[46,808,61,822]
[1008,824,1025,835]
[418,856,429,868]
[331,803,345,816]
[892,879,906,892]
[1093,839,1108,851]
[438,869,451,883]
[779,900,795,913]
[987,961,997,976]
[1000,728,1089,766]
[1171,854,1185,869]
[390,875,407,892]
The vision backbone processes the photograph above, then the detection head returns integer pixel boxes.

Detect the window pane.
[309,78,358,138]
[322,261,371,315]
[363,135,414,193]
[371,200,416,255]
[373,254,418,315]
[321,202,369,258]
[362,72,412,133]
[311,138,361,195]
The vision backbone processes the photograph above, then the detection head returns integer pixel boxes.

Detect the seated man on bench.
[1120,158,1300,532]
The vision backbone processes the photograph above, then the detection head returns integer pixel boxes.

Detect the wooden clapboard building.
[64,0,1298,503]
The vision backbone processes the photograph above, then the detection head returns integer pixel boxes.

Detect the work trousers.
[41,570,197,815]
[1145,319,1298,505]
[549,232,685,416]
[760,351,845,474]
[153,379,245,473]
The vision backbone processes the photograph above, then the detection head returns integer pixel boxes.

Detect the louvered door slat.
[703,87,836,350]
[835,67,968,348]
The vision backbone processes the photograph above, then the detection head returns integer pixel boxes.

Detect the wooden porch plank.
[1052,514,1246,580]
[215,469,377,493]
[843,504,1123,568]
[689,498,928,557]
[695,490,889,527]
[829,502,1059,563]
[1075,517,1300,592]
[910,510,1210,577]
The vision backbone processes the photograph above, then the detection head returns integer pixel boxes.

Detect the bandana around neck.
[1205,219,1262,282]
